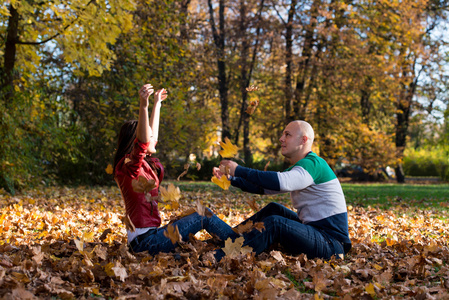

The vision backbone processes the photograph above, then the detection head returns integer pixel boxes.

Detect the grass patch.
[173,180,449,207]
[342,183,449,209]
[170,180,449,221]
[168,180,223,192]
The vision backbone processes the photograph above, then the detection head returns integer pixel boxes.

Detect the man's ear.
[302,135,310,145]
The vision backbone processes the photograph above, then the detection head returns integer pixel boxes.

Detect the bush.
[403,147,449,181]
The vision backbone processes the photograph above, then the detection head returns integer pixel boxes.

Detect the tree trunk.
[360,76,372,126]
[284,0,296,124]
[179,0,191,42]
[0,4,19,194]
[395,76,416,183]
[240,17,252,164]
[233,0,264,165]
[1,4,19,104]
[208,0,230,140]
[395,164,405,183]
[292,0,319,121]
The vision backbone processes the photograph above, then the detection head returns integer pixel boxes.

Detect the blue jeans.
[130,210,235,255]
[215,202,345,260]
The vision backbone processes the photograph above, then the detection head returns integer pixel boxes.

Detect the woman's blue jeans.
[215,202,345,261]
[130,210,235,255]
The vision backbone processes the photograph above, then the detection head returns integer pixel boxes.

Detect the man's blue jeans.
[216,202,345,260]
[130,210,235,255]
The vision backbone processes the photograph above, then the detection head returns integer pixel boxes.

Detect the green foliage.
[1,0,135,76]
[0,0,138,191]
[0,83,92,192]
[0,0,448,191]
[403,147,449,180]
[0,89,44,194]
[62,0,216,184]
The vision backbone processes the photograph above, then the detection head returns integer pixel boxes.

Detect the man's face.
[279,122,303,159]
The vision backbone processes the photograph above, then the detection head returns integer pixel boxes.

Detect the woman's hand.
[219,160,238,177]
[154,88,167,104]
[213,167,224,179]
[139,84,154,107]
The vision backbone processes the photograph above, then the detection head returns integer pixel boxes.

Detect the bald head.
[279,120,315,163]
[291,120,314,144]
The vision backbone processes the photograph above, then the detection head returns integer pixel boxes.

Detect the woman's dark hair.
[113,120,138,177]
[113,120,161,178]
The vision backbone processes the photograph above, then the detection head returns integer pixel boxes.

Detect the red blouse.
[115,138,164,228]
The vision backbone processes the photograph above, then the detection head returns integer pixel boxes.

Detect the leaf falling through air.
[131,176,156,194]
[164,224,182,244]
[105,164,113,174]
[160,183,181,210]
[218,137,239,158]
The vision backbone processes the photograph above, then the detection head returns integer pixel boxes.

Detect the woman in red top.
[113,84,234,257]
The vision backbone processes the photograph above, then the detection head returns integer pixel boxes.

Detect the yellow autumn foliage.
[219,137,239,158]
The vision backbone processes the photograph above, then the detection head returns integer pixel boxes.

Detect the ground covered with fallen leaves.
[0,183,448,299]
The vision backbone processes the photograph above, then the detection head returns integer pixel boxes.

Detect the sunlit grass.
[171,180,449,221]
[173,180,449,206]
[341,183,449,209]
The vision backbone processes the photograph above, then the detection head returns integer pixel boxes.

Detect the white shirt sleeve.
[278,166,314,191]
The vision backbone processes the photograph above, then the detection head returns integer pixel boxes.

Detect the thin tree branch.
[17,0,97,46]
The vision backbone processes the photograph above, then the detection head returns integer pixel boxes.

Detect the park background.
[1,0,449,194]
[1,1,449,299]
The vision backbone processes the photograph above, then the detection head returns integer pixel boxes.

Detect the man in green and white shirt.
[214,120,351,259]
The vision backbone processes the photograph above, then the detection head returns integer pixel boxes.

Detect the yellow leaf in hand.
[164,224,182,244]
[132,176,156,193]
[211,175,231,190]
[219,137,239,158]
[105,164,113,174]
[160,183,181,201]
